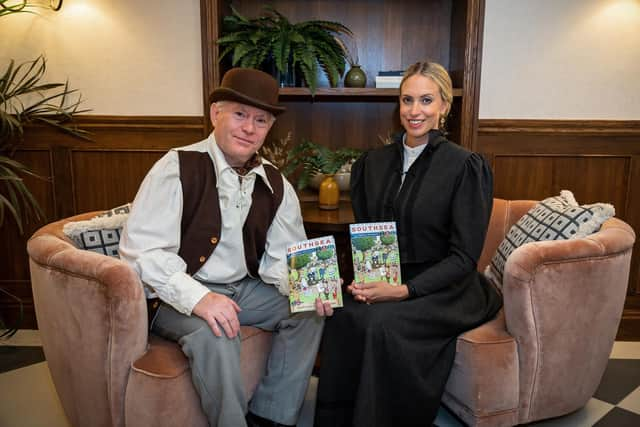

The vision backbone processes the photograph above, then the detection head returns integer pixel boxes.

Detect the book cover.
[350,222,402,285]
[287,236,343,313]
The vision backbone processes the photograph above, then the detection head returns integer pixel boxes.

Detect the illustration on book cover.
[350,221,402,285]
[287,235,343,313]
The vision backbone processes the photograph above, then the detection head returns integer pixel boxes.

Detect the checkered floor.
[1,331,640,427]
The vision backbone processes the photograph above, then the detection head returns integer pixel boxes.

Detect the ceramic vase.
[344,65,366,88]
[318,175,340,210]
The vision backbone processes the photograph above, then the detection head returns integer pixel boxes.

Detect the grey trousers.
[152,277,324,427]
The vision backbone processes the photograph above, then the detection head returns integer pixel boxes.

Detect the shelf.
[279,87,464,98]
[301,200,355,231]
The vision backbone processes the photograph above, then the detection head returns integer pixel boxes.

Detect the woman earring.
[439,115,446,131]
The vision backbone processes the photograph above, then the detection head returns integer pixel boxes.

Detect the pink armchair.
[442,199,635,426]
[27,211,272,427]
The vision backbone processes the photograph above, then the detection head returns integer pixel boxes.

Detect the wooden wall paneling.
[0,149,55,328]
[493,156,555,200]
[493,155,630,215]
[0,150,55,278]
[52,146,75,218]
[625,155,640,297]
[270,100,399,152]
[71,150,166,213]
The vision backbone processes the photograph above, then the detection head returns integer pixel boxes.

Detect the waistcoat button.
[199,256,206,263]
[210,236,218,244]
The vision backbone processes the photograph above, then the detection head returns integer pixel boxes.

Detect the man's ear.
[210,103,219,128]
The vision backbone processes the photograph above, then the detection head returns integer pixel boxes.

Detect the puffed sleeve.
[406,153,493,298]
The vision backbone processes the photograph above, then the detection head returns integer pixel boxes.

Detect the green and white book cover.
[287,236,343,313]
[350,222,402,285]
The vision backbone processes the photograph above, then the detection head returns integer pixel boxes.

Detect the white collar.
[208,133,274,193]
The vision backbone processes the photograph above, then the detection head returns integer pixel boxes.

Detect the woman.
[314,61,502,427]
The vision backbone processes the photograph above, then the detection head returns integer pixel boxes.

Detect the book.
[287,236,343,313]
[377,70,404,76]
[350,222,402,285]
[375,75,402,88]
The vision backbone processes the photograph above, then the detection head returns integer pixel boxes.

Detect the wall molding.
[479,119,640,135]
[68,115,205,130]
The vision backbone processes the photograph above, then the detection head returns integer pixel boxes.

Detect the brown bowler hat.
[209,68,286,116]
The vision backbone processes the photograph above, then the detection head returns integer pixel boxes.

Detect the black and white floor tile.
[1,330,639,427]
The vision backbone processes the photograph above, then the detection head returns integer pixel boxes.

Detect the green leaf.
[217,5,352,92]
[0,54,91,230]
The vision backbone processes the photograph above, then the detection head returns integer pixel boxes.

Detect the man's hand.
[315,298,334,317]
[347,281,409,304]
[192,292,242,338]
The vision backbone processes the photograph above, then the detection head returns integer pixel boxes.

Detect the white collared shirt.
[401,135,428,183]
[118,134,306,315]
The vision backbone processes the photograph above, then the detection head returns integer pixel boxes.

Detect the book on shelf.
[287,236,343,313]
[375,75,403,89]
[350,222,402,285]
[377,70,404,76]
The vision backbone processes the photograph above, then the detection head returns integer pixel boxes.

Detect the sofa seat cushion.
[442,310,519,427]
[132,326,271,378]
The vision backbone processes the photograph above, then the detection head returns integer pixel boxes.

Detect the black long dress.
[315,130,503,427]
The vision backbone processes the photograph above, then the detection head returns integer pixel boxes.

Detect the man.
[119,68,332,427]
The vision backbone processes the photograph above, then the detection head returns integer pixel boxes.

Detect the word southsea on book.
[287,236,344,313]
[350,221,402,285]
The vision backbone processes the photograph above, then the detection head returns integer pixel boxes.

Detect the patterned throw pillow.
[62,203,131,257]
[486,191,615,287]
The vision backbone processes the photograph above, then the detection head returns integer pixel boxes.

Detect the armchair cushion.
[62,203,130,257]
[488,190,614,285]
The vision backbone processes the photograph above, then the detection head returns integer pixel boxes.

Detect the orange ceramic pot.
[318,175,340,210]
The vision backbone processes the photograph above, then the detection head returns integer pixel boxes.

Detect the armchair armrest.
[501,217,635,423]
[27,218,148,427]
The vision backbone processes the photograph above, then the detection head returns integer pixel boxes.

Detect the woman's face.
[399,74,449,147]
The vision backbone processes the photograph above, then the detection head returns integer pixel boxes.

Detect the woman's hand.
[347,281,409,304]
[315,298,334,317]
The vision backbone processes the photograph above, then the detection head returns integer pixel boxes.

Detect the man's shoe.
[245,411,295,427]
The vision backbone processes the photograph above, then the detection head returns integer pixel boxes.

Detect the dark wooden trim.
[279,87,464,97]
[69,115,204,130]
[460,0,485,151]
[479,119,640,135]
[200,0,227,136]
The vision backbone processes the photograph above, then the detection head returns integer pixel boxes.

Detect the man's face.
[210,101,275,167]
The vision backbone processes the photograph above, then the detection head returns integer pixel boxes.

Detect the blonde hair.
[400,61,453,118]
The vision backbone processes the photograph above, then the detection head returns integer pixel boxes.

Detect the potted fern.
[217,5,353,95]
[283,139,362,202]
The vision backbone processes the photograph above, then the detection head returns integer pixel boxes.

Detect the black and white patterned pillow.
[63,203,131,257]
[487,191,615,287]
